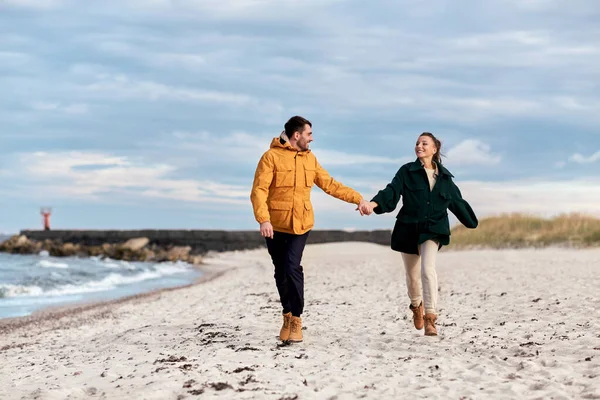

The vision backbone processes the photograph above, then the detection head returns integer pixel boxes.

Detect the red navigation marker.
[40,207,52,231]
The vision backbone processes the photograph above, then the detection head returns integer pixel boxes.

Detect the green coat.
[371,159,478,254]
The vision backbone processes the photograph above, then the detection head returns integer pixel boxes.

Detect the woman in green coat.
[359,132,478,336]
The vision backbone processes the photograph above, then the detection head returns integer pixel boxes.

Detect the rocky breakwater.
[0,235,204,265]
[0,229,393,265]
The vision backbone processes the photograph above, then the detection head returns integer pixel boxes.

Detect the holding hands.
[356,199,378,216]
[259,199,377,238]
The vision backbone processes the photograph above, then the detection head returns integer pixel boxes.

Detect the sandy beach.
[1,242,599,400]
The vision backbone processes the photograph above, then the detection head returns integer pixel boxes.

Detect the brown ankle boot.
[424,313,438,336]
[280,312,292,341]
[287,316,303,343]
[409,302,424,330]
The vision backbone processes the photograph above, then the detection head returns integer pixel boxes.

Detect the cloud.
[68,63,111,77]
[0,51,30,60]
[63,104,89,114]
[450,30,549,48]
[31,102,89,114]
[506,0,575,11]
[95,41,207,71]
[119,0,340,19]
[556,149,600,167]
[308,149,408,166]
[14,151,249,204]
[65,6,599,125]
[142,130,412,171]
[555,161,566,168]
[568,151,600,164]
[143,131,273,169]
[459,179,600,218]
[18,4,598,128]
[0,51,33,69]
[1,0,65,9]
[80,74,255,105]
[445,139,502,166]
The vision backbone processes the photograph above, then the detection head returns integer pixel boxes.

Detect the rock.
[14,235,29,247]
[42,241,86,257]
[154,249,170,262]
[190,255,203,265]
[0,235,29,249]
[101,243,116,258]
[0,235,41,254]
[114,248,140,261]
[139,248,156,262]
[166,246,191,262]
[61,242,78,256]
[0,232,198,264]
[87,246,104,257]
[121,237,149,251]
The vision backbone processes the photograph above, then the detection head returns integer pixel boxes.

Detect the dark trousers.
[265,231,310,317]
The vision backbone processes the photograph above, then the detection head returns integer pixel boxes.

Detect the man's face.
[296,124,313,151]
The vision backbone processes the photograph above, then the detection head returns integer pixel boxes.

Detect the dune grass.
[448,213,600,249]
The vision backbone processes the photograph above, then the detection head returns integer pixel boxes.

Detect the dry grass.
[448,213,600,249]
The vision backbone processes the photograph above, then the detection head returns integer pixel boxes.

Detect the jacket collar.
[408,158,454,177]
[279,131,290,144]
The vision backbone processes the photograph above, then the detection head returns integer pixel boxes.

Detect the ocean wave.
[92,257,137,270]
[38,260,69,269]
[0,262,192,298]
[0,284,44,298]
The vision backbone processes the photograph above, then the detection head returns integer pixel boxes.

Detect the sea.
[0,251,203,319]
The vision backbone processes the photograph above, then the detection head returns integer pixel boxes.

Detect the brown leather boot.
[409,302,424,330]
[424,313,438,336]
[279,312,292,341]
[288,316,303,343]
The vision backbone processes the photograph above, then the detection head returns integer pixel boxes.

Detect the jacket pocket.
[304,168,315,187]
[274,168,294,187]
[403,179,426,208]
[397,206,419,223]
[268,201,293,229]
[433,191,452,211]
[302,201,314,229]
[405,176,427,191]
[428,216,450,235]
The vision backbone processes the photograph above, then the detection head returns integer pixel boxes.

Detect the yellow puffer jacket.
[251,137,363,235]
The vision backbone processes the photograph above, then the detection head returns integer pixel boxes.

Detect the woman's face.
[415,135,437,160]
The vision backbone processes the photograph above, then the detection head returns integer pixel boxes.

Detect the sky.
[1,0,599,233]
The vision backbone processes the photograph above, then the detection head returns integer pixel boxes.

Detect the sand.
[1,242,599,400]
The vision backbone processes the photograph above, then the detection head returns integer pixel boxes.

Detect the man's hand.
[356,199,372,216]
[356,200,377,216]
[260,221,274,239]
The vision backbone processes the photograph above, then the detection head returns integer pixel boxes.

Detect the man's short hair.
[284,116,312,137]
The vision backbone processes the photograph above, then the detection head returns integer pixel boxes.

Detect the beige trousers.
[401,240,439,315]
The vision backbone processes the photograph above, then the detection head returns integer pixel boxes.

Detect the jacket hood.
[269,131,311,153]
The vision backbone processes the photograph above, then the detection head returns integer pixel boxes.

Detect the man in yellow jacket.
[250,115,368,343]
